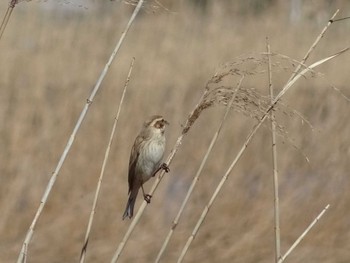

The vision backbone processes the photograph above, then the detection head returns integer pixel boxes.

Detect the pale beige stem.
[273,47,348,106]
[17,1,144,261]
[79,58,134,263]
[155,76,244,263]
[288,10,339,81]
[0,0,17,41]
[110,88,211,263]
[278,204,330,263]
[266,39,281,263]
[176,49,348,263]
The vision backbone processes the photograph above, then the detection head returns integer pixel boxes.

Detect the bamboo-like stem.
[272,48,348,107]
[176,49,348,263]
[266,38,280,262]
[278,204,330,263]
[110,87,212,263]
[288,9,339,82]
[155,76,244,263]
[79,58,135,263]
[0,0,17,41]
[17,1,144,262]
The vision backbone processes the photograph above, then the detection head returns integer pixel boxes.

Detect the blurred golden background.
[1,0,350,262]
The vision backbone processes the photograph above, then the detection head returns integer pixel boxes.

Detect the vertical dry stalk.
[110,87,211,263]
[155,76,244,263]
[266,39,281,262]
[278,204,330,263]
[79,58,135,263]
[176,49,348,263]
[17,1,144,262]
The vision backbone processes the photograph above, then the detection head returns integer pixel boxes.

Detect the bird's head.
[145,115,169,135]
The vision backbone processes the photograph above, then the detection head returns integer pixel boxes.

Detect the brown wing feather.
[128,134,144,193]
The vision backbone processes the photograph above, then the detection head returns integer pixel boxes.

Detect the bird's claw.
[161,163,170,173]
[144,194,152,204]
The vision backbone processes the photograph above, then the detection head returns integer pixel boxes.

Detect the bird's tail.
[122,188,139,220]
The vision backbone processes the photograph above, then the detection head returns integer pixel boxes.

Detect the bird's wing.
[128,135,143,193]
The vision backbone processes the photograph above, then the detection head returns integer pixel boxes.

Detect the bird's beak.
[164,120,170,125]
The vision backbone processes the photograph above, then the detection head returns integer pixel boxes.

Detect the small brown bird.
[122,115,169,220]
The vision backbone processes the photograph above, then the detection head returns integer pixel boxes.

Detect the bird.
[122,115,170,220]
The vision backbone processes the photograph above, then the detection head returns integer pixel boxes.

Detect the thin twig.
[0,0,18,41]
[266,38,281,262]
[110,86,212,263]
[79,58,135,263]
[278,204,330,263]
[16,1,144,262]
[154,76,244,263]
[176,49,348,263]
[330,85,350,102]
[330,16,350,22]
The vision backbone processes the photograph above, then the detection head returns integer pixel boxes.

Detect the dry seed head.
[181,53,322,144]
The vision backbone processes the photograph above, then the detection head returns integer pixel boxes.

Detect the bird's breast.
[137,138,165,182]
[146,139,165,163]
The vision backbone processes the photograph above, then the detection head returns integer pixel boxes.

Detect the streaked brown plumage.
[122,115,169,220]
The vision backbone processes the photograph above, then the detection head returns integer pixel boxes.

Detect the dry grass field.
[1,1,350,262]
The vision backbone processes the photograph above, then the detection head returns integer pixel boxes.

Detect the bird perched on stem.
[122,115,170,220]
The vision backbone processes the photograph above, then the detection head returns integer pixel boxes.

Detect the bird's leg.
[141,184,152,204]
[160,163,170,173]
[151,163,170,177]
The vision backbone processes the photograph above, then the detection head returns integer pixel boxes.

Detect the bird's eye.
[154,121,163,129]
